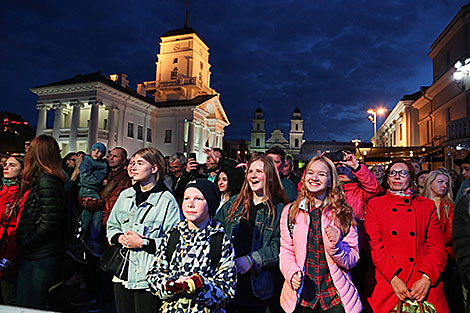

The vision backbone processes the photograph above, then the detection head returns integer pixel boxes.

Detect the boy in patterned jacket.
[147,179,236,312]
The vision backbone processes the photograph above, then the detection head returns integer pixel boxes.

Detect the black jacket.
[16,173,66,260]
[453,193,470,289]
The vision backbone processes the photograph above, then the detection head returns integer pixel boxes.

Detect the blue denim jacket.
[214,196,283,300]
[106,187,183,289]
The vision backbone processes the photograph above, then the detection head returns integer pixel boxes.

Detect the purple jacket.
[279,199,362,313]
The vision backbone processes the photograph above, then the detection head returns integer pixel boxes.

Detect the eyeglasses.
[388,170,410,178]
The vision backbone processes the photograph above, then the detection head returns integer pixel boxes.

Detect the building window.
[200,61,203,70]
[127,122,134,138]
[256,138,260,146]
[171,68,178,80]
[199,72,203,81]
[295,124,298,131]
[399,124,402,141]
[147,128,152,142]
[104,119,108,130]
[164,129,172,143]
[295,138,299,147]
[173,58,178,64]
[137,125,143,140]
[257,123,260,131]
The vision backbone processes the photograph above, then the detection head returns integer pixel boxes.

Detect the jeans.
[114,283,160,313]
[0,274,17,305]
[16,255,62,309]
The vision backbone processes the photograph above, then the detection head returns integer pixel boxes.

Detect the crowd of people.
[0,135,470,313]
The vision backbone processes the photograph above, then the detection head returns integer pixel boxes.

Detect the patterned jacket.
[147,220,236,313]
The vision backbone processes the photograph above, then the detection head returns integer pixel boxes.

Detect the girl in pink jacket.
[279,155,362,313]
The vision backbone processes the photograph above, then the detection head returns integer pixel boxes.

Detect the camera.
[324,150,346,162]
[0,258,13,271]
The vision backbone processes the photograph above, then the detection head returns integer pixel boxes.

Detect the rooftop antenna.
[184,1,189,28]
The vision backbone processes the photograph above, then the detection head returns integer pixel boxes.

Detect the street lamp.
[454,58,470,90]
[367,108,386,147]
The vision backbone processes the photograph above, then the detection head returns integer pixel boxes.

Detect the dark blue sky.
[1,1,468,143]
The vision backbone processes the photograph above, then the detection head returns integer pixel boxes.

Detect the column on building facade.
[87,101,100,152]
[107,106,116,149]
[52,103,64,140]
[187,121,195,153]
[36,104,48,136]
[69,101,83,153]
[117,106,125,147]
[142,111,150,148]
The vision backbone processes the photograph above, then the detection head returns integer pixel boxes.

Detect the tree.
[0,112,34,154]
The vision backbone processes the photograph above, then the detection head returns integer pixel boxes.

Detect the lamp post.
[367,108,386,147]
[454,58,470,90]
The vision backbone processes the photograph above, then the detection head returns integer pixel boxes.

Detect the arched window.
[171,68,178,80]
[256,138,260,146]
[295,138,299,147]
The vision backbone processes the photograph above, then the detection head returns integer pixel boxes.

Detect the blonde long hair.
[422,168,453,220]
[227,155,289,222]
[288,156,355,235]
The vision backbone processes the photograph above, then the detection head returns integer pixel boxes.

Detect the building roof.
[156,94,217,108]
[161,27,208,47]
[400,89,425,102]
[34,72,159,107]
[430,4,470,53]
[33,72,217,108]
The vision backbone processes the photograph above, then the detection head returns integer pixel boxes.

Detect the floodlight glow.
[377,108,386,114]
[454,71,464,81]
[455,61,463,69]
[367,109,374,114]
[465,58,470,64]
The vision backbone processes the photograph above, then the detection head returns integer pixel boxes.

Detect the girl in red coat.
[364,158,448,313]
[0,156,24,304]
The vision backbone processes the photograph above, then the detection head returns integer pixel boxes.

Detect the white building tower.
[250,108,266,153]
[289,108,304,153]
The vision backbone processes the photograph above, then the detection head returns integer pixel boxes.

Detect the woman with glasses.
[363,158,448,313]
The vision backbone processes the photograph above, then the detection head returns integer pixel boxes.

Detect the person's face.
[131,155,157,182]
[127,156,136,179]
[91,148,103,160]
[372,166,384,180]
[430,174,449,198]
[282,161,293,176]
[462,163,470,180]
[218,172,228,193]
[183,187,209,229]
[66,156,77,168]
[205,153,219,171]
[387,163,412,191]
[247,160,266,195]
[449,170,459,182]
[412,161,422,175]
[304,160,331,196]
[267,153,283,173]
[108,149,124,168]
[0,157,7,167]
[417,173,428,188]
[169,159,183,177]
[3,157,22,179]
[24,141,31,153]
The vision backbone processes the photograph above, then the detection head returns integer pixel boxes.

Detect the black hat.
[455,154,470,167]
[184,179,220,217]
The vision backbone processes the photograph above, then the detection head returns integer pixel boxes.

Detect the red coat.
[364,192,448,313]
[0,184,26,277]
[438,201,454,259]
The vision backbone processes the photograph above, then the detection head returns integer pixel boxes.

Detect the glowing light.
[454,71,464,81]
[455,61,463,69]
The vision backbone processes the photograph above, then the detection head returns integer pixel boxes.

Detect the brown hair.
[227,155,289,222]
[288,156,355,235]
[383,158,417,193]
[131,147,166,181]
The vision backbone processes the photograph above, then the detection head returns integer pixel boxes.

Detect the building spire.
[184,1,189,28]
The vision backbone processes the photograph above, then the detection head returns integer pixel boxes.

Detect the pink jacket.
[279,199,362,313]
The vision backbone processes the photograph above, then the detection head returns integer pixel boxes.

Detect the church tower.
[139,18,217,101]
[250,108,266,153]
[289,108,304,153]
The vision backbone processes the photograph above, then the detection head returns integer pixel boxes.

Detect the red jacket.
[364,192,448,313]
[0,184,27,277]
[438,201,454,259]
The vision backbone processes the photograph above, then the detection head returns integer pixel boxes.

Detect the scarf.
[388,187,414,197]
[1,178,18,187]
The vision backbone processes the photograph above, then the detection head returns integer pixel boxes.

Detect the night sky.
[1,1,468,143]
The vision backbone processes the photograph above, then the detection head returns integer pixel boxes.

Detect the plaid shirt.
[300,204,341,310]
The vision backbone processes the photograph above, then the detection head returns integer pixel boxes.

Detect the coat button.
[409,231,415,236]
[392,208,397,212]
[406,209,412,212]
[392,231,397,236]
[404,198,410,204]
[409,257,414,262]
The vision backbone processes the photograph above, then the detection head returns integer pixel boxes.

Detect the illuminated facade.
[249,108,304,155]
[31,25,229,158]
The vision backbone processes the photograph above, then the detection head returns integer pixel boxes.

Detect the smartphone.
[189,152,197,161]
[324,151,345,162]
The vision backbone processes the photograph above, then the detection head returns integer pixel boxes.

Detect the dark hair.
[113,147,128,161]
[217,167,244,197]
[383,158,416,193]
[266,146,286,162]
[416,170,431,185]
[213,148,226,158]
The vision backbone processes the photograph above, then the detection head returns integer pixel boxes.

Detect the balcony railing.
[448,117,470,140]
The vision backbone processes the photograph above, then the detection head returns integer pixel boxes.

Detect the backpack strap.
[165,228,180,263]
[209,232,224,269]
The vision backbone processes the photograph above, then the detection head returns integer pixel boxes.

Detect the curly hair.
[288,155,355,235]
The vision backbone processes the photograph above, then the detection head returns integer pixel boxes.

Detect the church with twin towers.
[31,18,229,161]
